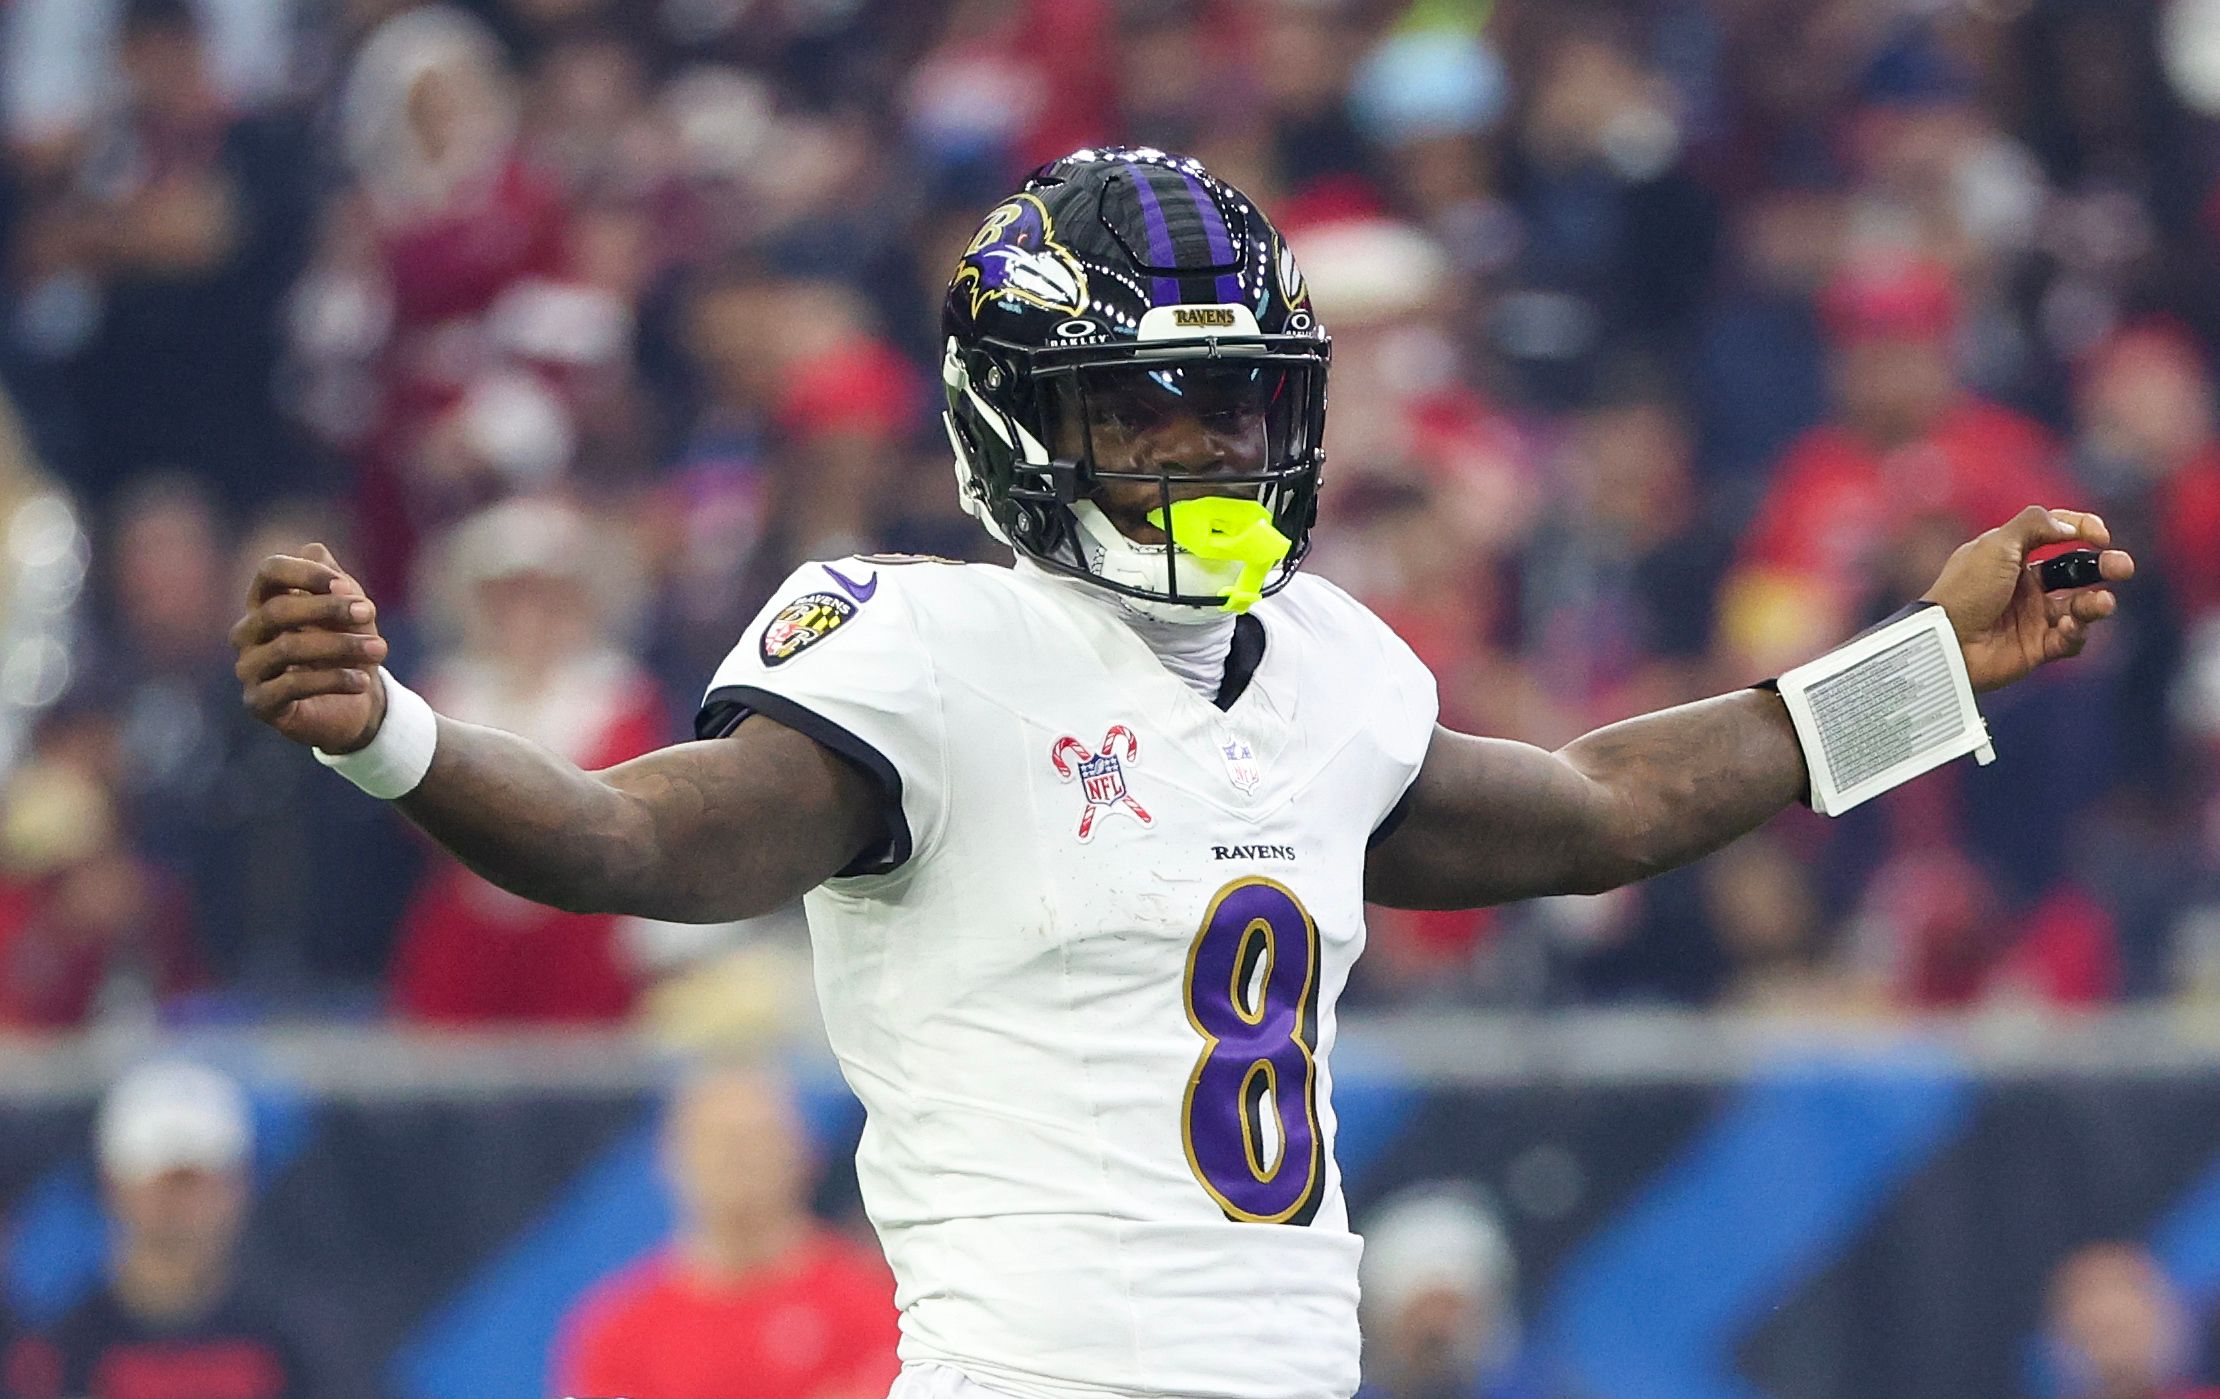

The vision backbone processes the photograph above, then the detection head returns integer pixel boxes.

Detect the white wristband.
[1774,601,1995,817]
[314,670,439,799]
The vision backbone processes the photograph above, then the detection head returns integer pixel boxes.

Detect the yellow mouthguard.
[1145,498,1292,613]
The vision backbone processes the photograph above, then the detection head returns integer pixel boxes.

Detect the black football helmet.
[941,147,1330,613]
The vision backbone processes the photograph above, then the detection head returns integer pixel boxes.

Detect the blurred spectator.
[748,279,928,565]
[520,29,660,203]
[334,3,587,598]
[2175,623,2220,999]
[1495,17,1720,402]
[13,1062,317,1399]
[2037,1242,2220,1399]
[1357,1184,1533,1399]
[78,475,249,943]
[1571,821,1864,1021]
[3,0,296,147]
[0,1292,36,1399]
[0,751,198,1030]
[1520,366,1727,724]
[1724,251,2070,675]
[1298,215,1535,726]
[1702,829,1854,1017]
[0,477,415,1014]
[387,497,665,1024]
[2074,324,2220,624]
[2056,320,2220,831]
[1252,1,1371,197]
[642,269,929,699]
[1347,21,1512,281]
[902,0,1116,203]
[1844,844,2118,1012]
[2044,323,2219,984]
[1845,30,2047,358]
[6,0,311,516]
[553,1064,899,1399]
[0,473,398,1014]
[1691,179,1839,514]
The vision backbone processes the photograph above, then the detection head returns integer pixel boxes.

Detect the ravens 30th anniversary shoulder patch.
[760,591,856,666]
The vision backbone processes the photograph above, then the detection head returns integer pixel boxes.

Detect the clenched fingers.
[2046,615,2089,661]
[2040,508,2111,550]
[2044,588,2118,625]
[229,592,375,649]
[1994,505,2087,555]
[234,627,388,686]
[300,542,367,599]
[248,553,345,605]
[242,665,371,719]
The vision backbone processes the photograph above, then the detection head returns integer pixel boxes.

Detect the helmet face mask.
[942,148,1330,618]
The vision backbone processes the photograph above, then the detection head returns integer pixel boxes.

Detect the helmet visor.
[1045,354,1321,506]
[1035,351,1324,605]
[963,331,1329,609]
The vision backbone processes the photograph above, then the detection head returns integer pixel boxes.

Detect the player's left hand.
[1921,505,2135,693]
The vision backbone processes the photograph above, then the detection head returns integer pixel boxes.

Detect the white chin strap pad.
[1069,502,1247,625]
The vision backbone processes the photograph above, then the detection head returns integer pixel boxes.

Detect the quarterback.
[232,149,2129,1399]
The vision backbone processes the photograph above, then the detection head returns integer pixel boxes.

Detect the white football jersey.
[700,557,1437,1399]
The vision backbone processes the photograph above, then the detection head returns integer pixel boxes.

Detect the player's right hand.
[230,542,390,752]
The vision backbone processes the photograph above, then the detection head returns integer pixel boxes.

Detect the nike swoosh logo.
[822,564,878,603]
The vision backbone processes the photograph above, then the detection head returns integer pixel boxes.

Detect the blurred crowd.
[11,1058,2220,1399]
[0,1057,904,1399]
[1,0,2219,1031]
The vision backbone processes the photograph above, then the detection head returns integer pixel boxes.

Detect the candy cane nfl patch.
[1050,725,1154,842]
[760,591,857,666]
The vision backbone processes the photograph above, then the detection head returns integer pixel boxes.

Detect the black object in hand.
[2040,549,2104,592]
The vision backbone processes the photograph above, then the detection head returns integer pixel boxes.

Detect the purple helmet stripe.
[1178,170,1244,303]
[1124,163,1184,306]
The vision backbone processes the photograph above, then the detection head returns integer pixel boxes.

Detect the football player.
[231,149,2130,1399]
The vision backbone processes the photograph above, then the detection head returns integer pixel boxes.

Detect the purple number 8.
[1180,877,1324,1225]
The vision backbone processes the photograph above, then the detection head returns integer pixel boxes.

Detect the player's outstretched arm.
[1363,693,1805,908]
[1365,506,2134,910]
[232,545,881,922]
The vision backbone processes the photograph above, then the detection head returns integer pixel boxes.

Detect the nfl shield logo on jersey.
[1050,726,1154,841]
[1217,729,1261,794]
[1080,753,1126,806]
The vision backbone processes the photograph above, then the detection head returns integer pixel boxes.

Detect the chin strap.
[1146,498,1293,613]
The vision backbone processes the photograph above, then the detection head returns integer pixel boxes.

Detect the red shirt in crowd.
[2158,446,2220,620]
[355,157,575,600]
[5,1281,312,1399]
[389,653,668,1024]
[1740,397,2070,590]
[555,1230,901,1399]
[0,865,200,1031]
